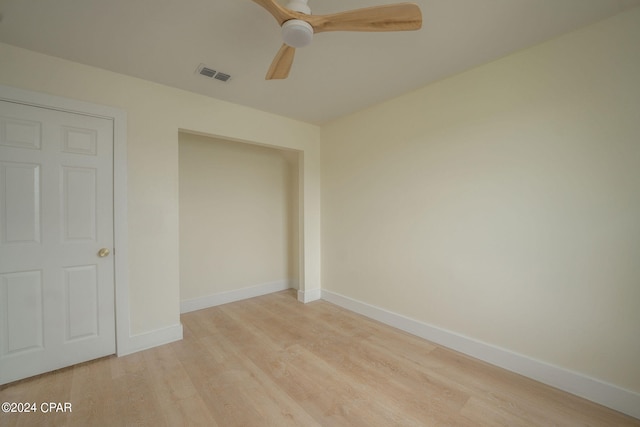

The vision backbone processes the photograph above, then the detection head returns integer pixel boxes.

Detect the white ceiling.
[0,0,638,124]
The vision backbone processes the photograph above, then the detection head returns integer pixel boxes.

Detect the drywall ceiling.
[0,0,638,124]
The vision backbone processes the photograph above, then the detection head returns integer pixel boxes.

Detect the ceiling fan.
[251,0,422,80]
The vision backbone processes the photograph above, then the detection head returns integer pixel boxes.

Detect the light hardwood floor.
[1,290,638,426]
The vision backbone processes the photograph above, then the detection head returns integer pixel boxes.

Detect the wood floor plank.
[234,296,476,426]
[142,345,219,426]
[1,289,638,426]
[68,356,115,426]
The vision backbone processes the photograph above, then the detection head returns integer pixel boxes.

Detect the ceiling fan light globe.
[282,19,313,48]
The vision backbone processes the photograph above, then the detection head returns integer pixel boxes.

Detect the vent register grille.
[196,64,231,82]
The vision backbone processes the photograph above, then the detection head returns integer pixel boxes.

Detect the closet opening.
[178,131,300,312]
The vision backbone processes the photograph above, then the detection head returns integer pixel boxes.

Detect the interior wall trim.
[298,288,322,303]
[180,280,292,314]
[120,323,183,356]
[321,289,640,420]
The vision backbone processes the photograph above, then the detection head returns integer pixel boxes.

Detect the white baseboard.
[180,280,291,314]
[117,323,183,357]
[298,288,322,303]
[321,290,640,420]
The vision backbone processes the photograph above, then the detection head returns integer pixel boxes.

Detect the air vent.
[199,67,217,78]
[214,72,231,82]
[195,63,231,83]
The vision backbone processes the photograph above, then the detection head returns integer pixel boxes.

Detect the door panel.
[64,265,98,341]
[61,126,98,156]
[0,116,41,150]
[0,100,115,384]
[61,166,97,241]
[0,162,41,244]
[0,271,44,355]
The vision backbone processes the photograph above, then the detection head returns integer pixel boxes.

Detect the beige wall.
[179,132,298,300]
[321,8,640,393]
[0,42,321,336]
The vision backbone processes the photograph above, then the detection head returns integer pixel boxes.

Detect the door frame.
[0,84,130,357]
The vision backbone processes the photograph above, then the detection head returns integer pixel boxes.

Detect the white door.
[0,100,115,384]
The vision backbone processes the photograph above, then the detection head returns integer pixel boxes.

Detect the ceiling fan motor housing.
[282,19,314,48]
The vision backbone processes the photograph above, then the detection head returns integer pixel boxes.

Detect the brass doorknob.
[98,248,111,257]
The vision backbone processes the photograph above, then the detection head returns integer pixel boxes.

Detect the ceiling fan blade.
[306,3,422,33]
[251,0,296,25]
[266,44,296,80]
